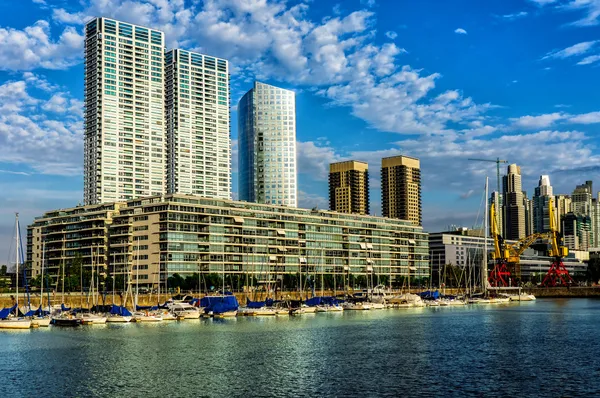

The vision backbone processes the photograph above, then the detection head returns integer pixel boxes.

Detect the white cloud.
[543,40,598,60]
[528,0,557,5]
[569,111,600,124]
[0,20,83,71]
[297,190,329,210]
[577,54,600,65]
[501,11,528,20]
[0,79,82,175]
[454,28,467,34]
[511,112,566,129]
[296,141,341,180]
[385,31,397,39]
[563,0,600,27]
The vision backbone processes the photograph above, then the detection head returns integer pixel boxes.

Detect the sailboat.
[200,253,238,317]
[29,239,51,327]
[0,214,32,329]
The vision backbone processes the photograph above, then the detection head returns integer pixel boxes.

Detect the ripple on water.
[1,299,600,397]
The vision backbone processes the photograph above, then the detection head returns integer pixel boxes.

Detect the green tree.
[0,265,7,276]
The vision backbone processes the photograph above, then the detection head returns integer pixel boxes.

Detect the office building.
[329,160,369,215]
[533,175,554,233]
[84,18,166,205]
[165,49,231,199]
[562,212,591,251]
[238,82,297,207]
[502,164,525,240]
[381,155,422,225]
[490,192,504,235]
[429,229,586,285]
[554,194,572,234]
[27,195,429,288]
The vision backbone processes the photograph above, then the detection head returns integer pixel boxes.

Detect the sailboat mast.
[15,213,19,314]
[483,177,489,295]
[41,239,45,311]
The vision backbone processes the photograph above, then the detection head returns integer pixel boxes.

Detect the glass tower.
[84,17,166,205]
[238,82,297,207]
[165,49,231,199]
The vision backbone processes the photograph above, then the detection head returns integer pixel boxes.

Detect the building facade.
[238,82,297,207]
[502,164,525,240]
[84,18,166,205]
[381,155,422,225]
[329,160,369,215]
[165,49,231,199]
[429,230,586,285]
[554,194,572,234]
[533,175,554,233]
[28,195,429,288]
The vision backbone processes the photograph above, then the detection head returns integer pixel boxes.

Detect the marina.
[1,298,598,397]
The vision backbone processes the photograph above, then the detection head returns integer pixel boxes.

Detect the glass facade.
[238,82,297,207]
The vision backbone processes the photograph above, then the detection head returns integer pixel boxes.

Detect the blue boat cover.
[24,306,49,317]
[246,298,267,308]
[418,290,440,299]
[61,303,71,311]
[200,295,239,314]
[0,304,16,319]
[304,296,340,306]
[110,305,132,316]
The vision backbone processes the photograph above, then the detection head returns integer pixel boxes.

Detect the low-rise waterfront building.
[429,228,587,285]
[28,194,429,288]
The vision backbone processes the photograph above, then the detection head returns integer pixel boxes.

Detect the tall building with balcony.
[84,18,166,205]
[533,175,554,233]
[381,155,421,225]
[238,82,297,207]
[329,160,369,215]
[502,164,525,240]
[165,49,231,199]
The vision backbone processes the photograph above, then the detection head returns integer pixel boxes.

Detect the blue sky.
[2,0,600,263]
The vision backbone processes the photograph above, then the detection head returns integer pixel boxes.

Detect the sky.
[1,0,600,264]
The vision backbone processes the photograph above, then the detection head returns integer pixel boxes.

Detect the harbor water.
[1,299,600,397]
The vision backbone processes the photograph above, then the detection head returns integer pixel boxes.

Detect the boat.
[52,313,82,327]
[159,310,178,321]
[133,311,163,322]
[78,313,108,324]
[506,293,536,301]
[388,293,425,308]
[171,302,201,319]
[106,305,133,323]
[200,295,238,317]
[0,215,33,330]
[342,301,370,310]
[0,318,32,329]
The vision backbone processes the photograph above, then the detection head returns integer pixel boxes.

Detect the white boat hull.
[106,315,132,323]
[31,317,51,327]
[0,319,32,329]
[509,294,536,301]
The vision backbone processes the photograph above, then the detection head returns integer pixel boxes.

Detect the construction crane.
[489,200,572,287]
[489,203,548,286]
[541,198,572,286]
[468,157,508,197]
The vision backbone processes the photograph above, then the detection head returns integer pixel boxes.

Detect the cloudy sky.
[1,0,600,263]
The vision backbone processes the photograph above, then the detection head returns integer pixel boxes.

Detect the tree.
[0,265,7,276]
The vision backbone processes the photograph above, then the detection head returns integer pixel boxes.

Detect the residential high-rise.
[165,49,231,199]
[572,181,593,246]
[562,212,591,251]
[502,164,525,240]
[381,155,422,225]
[329,160,369,215]
[238,82,297,207]
[84,18,166,205]
[533,175,554,233]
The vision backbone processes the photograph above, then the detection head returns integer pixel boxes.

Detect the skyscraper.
[533,175,554,233]
[490,191,504,236]
[84,18,166,205]
[381,155,421,225]
[329,160,369,215]
[165,49,231,199]
[502,164,525,240]
[238,82,297,207]
[554,194,572,234]
[572,181,594,247]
